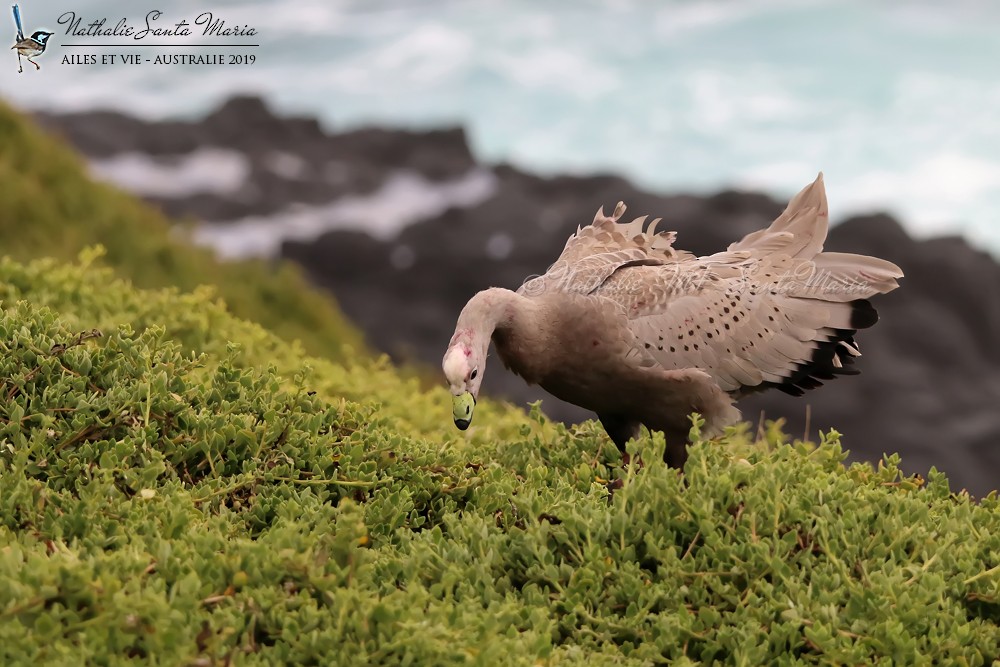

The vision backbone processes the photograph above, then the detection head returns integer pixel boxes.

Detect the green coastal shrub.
[1,255,1000,665]
[0,100,362,360]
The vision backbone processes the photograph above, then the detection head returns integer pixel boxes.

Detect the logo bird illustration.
[11,4,52,72]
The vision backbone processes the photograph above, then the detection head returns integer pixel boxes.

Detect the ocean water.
[3,0,1000,252]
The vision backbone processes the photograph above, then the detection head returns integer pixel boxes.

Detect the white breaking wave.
[89,149,251,198]
[189,168,498,259]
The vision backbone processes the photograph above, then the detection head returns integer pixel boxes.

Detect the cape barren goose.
[443,174,903,467]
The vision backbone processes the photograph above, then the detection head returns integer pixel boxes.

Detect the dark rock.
[34,95,478,222]
[200,96,327,157]
[327,127,476,181]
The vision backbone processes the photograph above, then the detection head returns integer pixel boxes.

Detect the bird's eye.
[470,368,478,380]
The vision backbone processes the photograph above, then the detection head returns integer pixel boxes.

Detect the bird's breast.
[492,326,548,385]
[492,298,636,413]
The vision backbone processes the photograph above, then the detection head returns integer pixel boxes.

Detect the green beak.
[452,392,476,430]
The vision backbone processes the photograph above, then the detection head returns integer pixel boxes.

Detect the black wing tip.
[762,329,863,397]
[850,299,879,329]
[762,299,879,397]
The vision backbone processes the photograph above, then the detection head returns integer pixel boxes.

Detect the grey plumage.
[443,173,903,466]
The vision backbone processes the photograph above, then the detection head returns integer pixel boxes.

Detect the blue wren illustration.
[11,4,52,73]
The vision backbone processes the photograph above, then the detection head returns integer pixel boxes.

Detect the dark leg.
[597,413,641,464]
[28,56,39,70]
[662,427,690,469]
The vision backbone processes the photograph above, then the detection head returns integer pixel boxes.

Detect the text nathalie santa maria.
[58,10,258,39]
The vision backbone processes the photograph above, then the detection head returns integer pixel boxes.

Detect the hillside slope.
[0,100,362,361]
[1,255,999,665]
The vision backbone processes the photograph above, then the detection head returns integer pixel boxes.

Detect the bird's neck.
[451,287,522,350]
[452,287,553,383]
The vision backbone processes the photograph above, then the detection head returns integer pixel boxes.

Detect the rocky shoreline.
[34,96,1000,495]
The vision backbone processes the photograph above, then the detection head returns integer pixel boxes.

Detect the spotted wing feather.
[590,173,903,397]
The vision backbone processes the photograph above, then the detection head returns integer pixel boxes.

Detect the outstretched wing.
[591,174,903,396]
[12,4,24,42]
